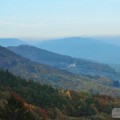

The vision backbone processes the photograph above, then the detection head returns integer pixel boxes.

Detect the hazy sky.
[0,0,120,39]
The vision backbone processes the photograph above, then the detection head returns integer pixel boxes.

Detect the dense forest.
[0,69,120,120]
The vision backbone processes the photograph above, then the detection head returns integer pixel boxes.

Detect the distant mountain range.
[94,36,120,47]
[0,46,120,97]
[1,37,120,64]
[0,38,25,47]
[7,45,120,81]
[32,37,120,64]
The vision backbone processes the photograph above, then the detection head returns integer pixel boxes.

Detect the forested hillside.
[7,45,120,81]
[0,69,120,120]
[0,46,120,97]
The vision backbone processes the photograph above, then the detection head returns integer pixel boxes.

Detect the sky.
[0,0,120,39]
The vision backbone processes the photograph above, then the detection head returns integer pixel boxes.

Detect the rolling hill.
[7,45,120,81]
[0,46,120,97]
[33,37,120,64]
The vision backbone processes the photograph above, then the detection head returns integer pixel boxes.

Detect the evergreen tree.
[0,95,37,120]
